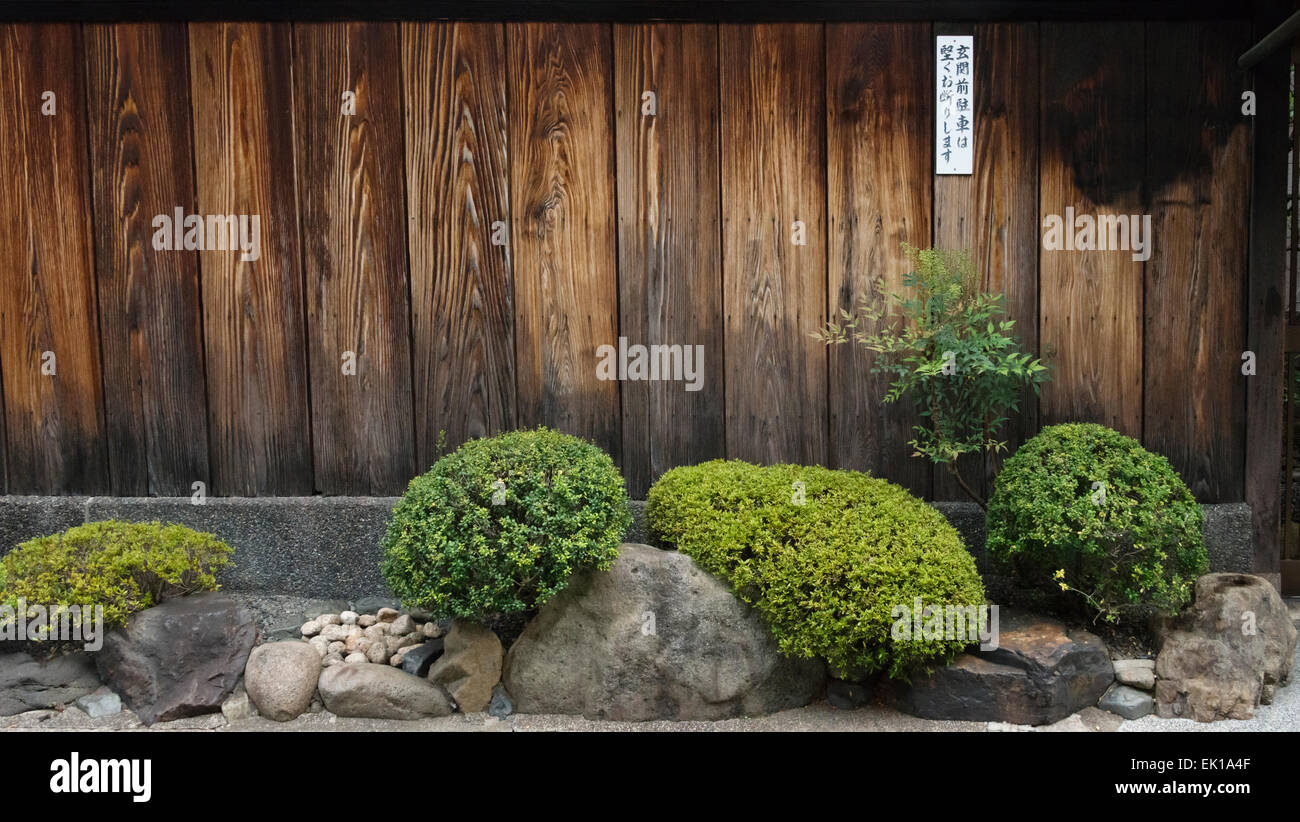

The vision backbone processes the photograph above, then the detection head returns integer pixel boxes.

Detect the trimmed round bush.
[986,422,1208,620]
[648,460,986,679]
[381,427,631,621]
[0,520,232,630]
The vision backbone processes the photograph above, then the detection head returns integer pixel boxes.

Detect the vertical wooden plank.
[508,23,620,459]
[86,23,209,496]
[932,22,1039,500]
[1144,21,1250,503]
[614,23,723,497]
[826,22,929,495]
[189,22,312,495]
[721,23,826,468]
[0,24,109,493]
[1039,23,1144,438]
[1244,21,1290,578]
[403,22,514,469]
[294,22,414,494]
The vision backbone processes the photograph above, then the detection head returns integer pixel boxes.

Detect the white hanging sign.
[935,34,973,175]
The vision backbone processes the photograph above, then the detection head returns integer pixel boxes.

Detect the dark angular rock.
[489,683,514,719]
[351,596,400,616]
[895,608,1114,725]
[400,639,445,677]
[0,651,101,716]
[827,679,871,711]
[95,593,258,725]
[1098,683,1153,720]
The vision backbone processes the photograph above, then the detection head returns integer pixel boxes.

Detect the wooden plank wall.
[0,20,1257,504]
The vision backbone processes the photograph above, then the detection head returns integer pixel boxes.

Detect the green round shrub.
[648,460,986,679]
[0,520,232,630]
[986,422,1208,620]
[381,427,631,621]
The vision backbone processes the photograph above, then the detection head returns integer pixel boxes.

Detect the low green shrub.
[648,460,986,679]
[0,520,232,629]
[985,422,1208,620]
[381,427,631,621]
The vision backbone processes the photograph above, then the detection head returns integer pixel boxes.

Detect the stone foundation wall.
[0,496,1256,599]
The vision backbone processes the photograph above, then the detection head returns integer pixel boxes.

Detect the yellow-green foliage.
[648,460,986,679]
[0,521,232,628]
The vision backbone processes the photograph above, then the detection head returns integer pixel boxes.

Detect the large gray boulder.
[0,651,101,716]
[95,593,258,725]
[1155,573,1297,721]
[503,543,825,721]
[318,663,452,719]
[244,640,322,721]
[895,608,1113,725]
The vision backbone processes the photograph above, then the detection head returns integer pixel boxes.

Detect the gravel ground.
[5,682,1291,733]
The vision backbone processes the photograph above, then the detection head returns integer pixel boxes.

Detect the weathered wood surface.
[1038,22,1145,439]
[615,23,723,497]
[403,22,515,468]
[1143,21,1250,503]
[0,24,109,493]
[722,23,827,468]
[0,20,1261,511]
[932,22,1040,500]
[189,22,312,495]
[508,23,620,459]
[86,22,210,496]
[295,22,415,494]
[826,22,929,495]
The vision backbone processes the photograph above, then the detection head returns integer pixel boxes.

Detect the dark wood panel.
[1143,21,1250,503]
[1039,22,1144,438]
[614,23,723,497]
[86,22,210,496]
[189,22,312,495]
[507,23,620,458]
[826,22,929,495]
[295,22,415,494]
[1244,13,1291,575]
[721,23,827,468]
[0,23,109,493]
[403,21,515,468]
[931,22,1039,500]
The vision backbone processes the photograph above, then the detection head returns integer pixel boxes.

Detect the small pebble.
[377,607,400,623]
[358,614,377,628]
[340,610,359,625]
[301,620,321,637]
[344,652,367,664]
[317,613,342,626]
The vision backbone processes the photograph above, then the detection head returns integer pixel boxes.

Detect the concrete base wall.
[0,496,1255,599]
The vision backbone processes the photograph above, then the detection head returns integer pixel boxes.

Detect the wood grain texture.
[826,22,930,495]
[932,22,1039,500]
[508,23,620,459]
[1143,21,1250,503]
[0,24,109,493]
[721,23,827,468]
[403,21,515,468]
[295,22,415,494]
[189,22,312,495]
[86,23,210,496]
[614,23,723,497]
[1244,28,1290,573]
[1039,22,1144,438]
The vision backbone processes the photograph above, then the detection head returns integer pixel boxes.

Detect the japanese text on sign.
[936,35,973,175]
